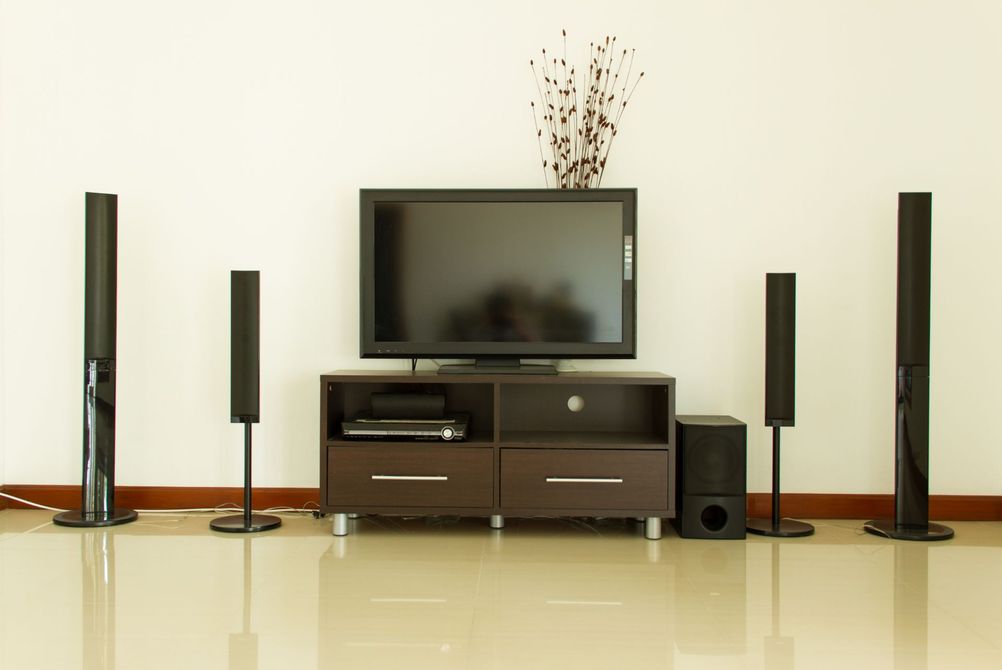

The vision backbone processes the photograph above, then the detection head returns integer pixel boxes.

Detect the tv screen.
[359,189,636,365]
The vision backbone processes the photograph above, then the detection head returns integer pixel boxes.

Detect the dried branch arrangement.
[530,30,644,189]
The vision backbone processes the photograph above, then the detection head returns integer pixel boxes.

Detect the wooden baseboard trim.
[746,493,892,520]
[2,486,1001,521]
[1,485,322,513]
[745,493,1002,522]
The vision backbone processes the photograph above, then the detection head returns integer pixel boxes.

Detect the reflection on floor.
[2,510,1001,669]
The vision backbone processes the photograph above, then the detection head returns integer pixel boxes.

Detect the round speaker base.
[747,517,815,538]
[53,508,138,528]
[863,519,954,541]
[210,514,282,533]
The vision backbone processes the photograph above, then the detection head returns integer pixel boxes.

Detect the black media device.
[342,392,462,440]
[359,188,637,374]
[342,413,469,441]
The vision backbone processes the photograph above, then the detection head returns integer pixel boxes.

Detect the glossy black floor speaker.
[54,192,137,528]
[865,193,953,542]
[674,416,747,539]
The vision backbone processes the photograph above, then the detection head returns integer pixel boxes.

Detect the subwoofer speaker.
[673,415,746,539]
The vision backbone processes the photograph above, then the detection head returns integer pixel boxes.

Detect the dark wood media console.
[320,370,676,539]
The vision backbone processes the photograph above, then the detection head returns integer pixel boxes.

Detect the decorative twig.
[530,102,550,187]
[600,52,644,187]
[529,32,644,188]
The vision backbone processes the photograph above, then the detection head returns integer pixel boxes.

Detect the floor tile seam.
[925,606,1002,651]
[464,531,489,651]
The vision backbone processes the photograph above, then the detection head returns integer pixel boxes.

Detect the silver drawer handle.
[545,477,624,484]
[371,475,449,481]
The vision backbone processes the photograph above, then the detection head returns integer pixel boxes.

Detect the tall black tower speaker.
[54,193,138,527]
[865,193,953,541]
[673,416,747,539]
[747,273,813,537]
[211,271,281,533]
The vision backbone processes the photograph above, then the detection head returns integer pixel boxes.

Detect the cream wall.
[1,0,1000,494]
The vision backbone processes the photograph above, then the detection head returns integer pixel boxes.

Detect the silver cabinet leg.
[347,513,361,519]
[489,514,504,529]
[333,513,349,536]
[644,517,662,540]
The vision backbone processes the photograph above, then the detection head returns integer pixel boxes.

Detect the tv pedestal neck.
[320,370,676,540]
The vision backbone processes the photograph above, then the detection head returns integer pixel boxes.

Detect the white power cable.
[0,492,323,516]
[0,492,65,512]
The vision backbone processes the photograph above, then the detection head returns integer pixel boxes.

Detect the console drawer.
[327,445,493,508]
[500,449,668,511]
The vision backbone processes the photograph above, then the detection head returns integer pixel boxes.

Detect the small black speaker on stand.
[746,273,813,538]
[211,271,281,533]
[54,193,138,528]
[864,193,953,541]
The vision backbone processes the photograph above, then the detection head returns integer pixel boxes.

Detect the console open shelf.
[320,370,675,539]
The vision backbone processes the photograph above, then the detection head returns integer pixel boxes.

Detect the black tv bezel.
[359,188,637,361]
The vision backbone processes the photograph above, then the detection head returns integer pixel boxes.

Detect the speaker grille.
[765,272,795,426]
[676,416,746,495]
[84,192,117,360]
[231,271,260,422]
[684,430,743,495]
[897,192,931,367]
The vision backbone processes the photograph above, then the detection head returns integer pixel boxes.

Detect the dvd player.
[341,412,469,441]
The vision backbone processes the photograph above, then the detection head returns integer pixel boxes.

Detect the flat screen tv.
[359,188,637,373]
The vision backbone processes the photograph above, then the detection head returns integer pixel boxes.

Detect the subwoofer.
[673,416,746,539]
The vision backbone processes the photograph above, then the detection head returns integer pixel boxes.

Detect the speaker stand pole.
[864,366,953,541]
[54,359,137,527]
[211,423,281,533]
[747,426,814,537]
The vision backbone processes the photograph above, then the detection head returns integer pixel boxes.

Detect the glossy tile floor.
[2,511,1002,669]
